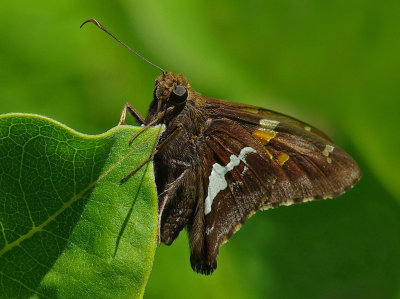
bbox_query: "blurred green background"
[1,1,399,298]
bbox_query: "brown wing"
[203,97,332,140]
[189,99,361,274]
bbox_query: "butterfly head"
[147,72,191,121]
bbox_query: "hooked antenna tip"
[80,18,101,29]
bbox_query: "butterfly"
[82,19,361,275]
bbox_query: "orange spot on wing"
[252,129,276,145]
[241,107,259,114]
[277,152,289,166]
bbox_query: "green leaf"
[0,113,162,298]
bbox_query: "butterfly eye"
[170,85,188,104]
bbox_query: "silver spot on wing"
[204,147,257,215]
[322,144,335,164]
[259,119,280,130]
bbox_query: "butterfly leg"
[128,106,175,144]
[120,124,183,183]
[118,102,146,126]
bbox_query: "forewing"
[203,97,331,140]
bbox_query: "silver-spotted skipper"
[81,19,361,275]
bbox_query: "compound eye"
[170,85,188,104]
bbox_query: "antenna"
[80,19,166,74]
